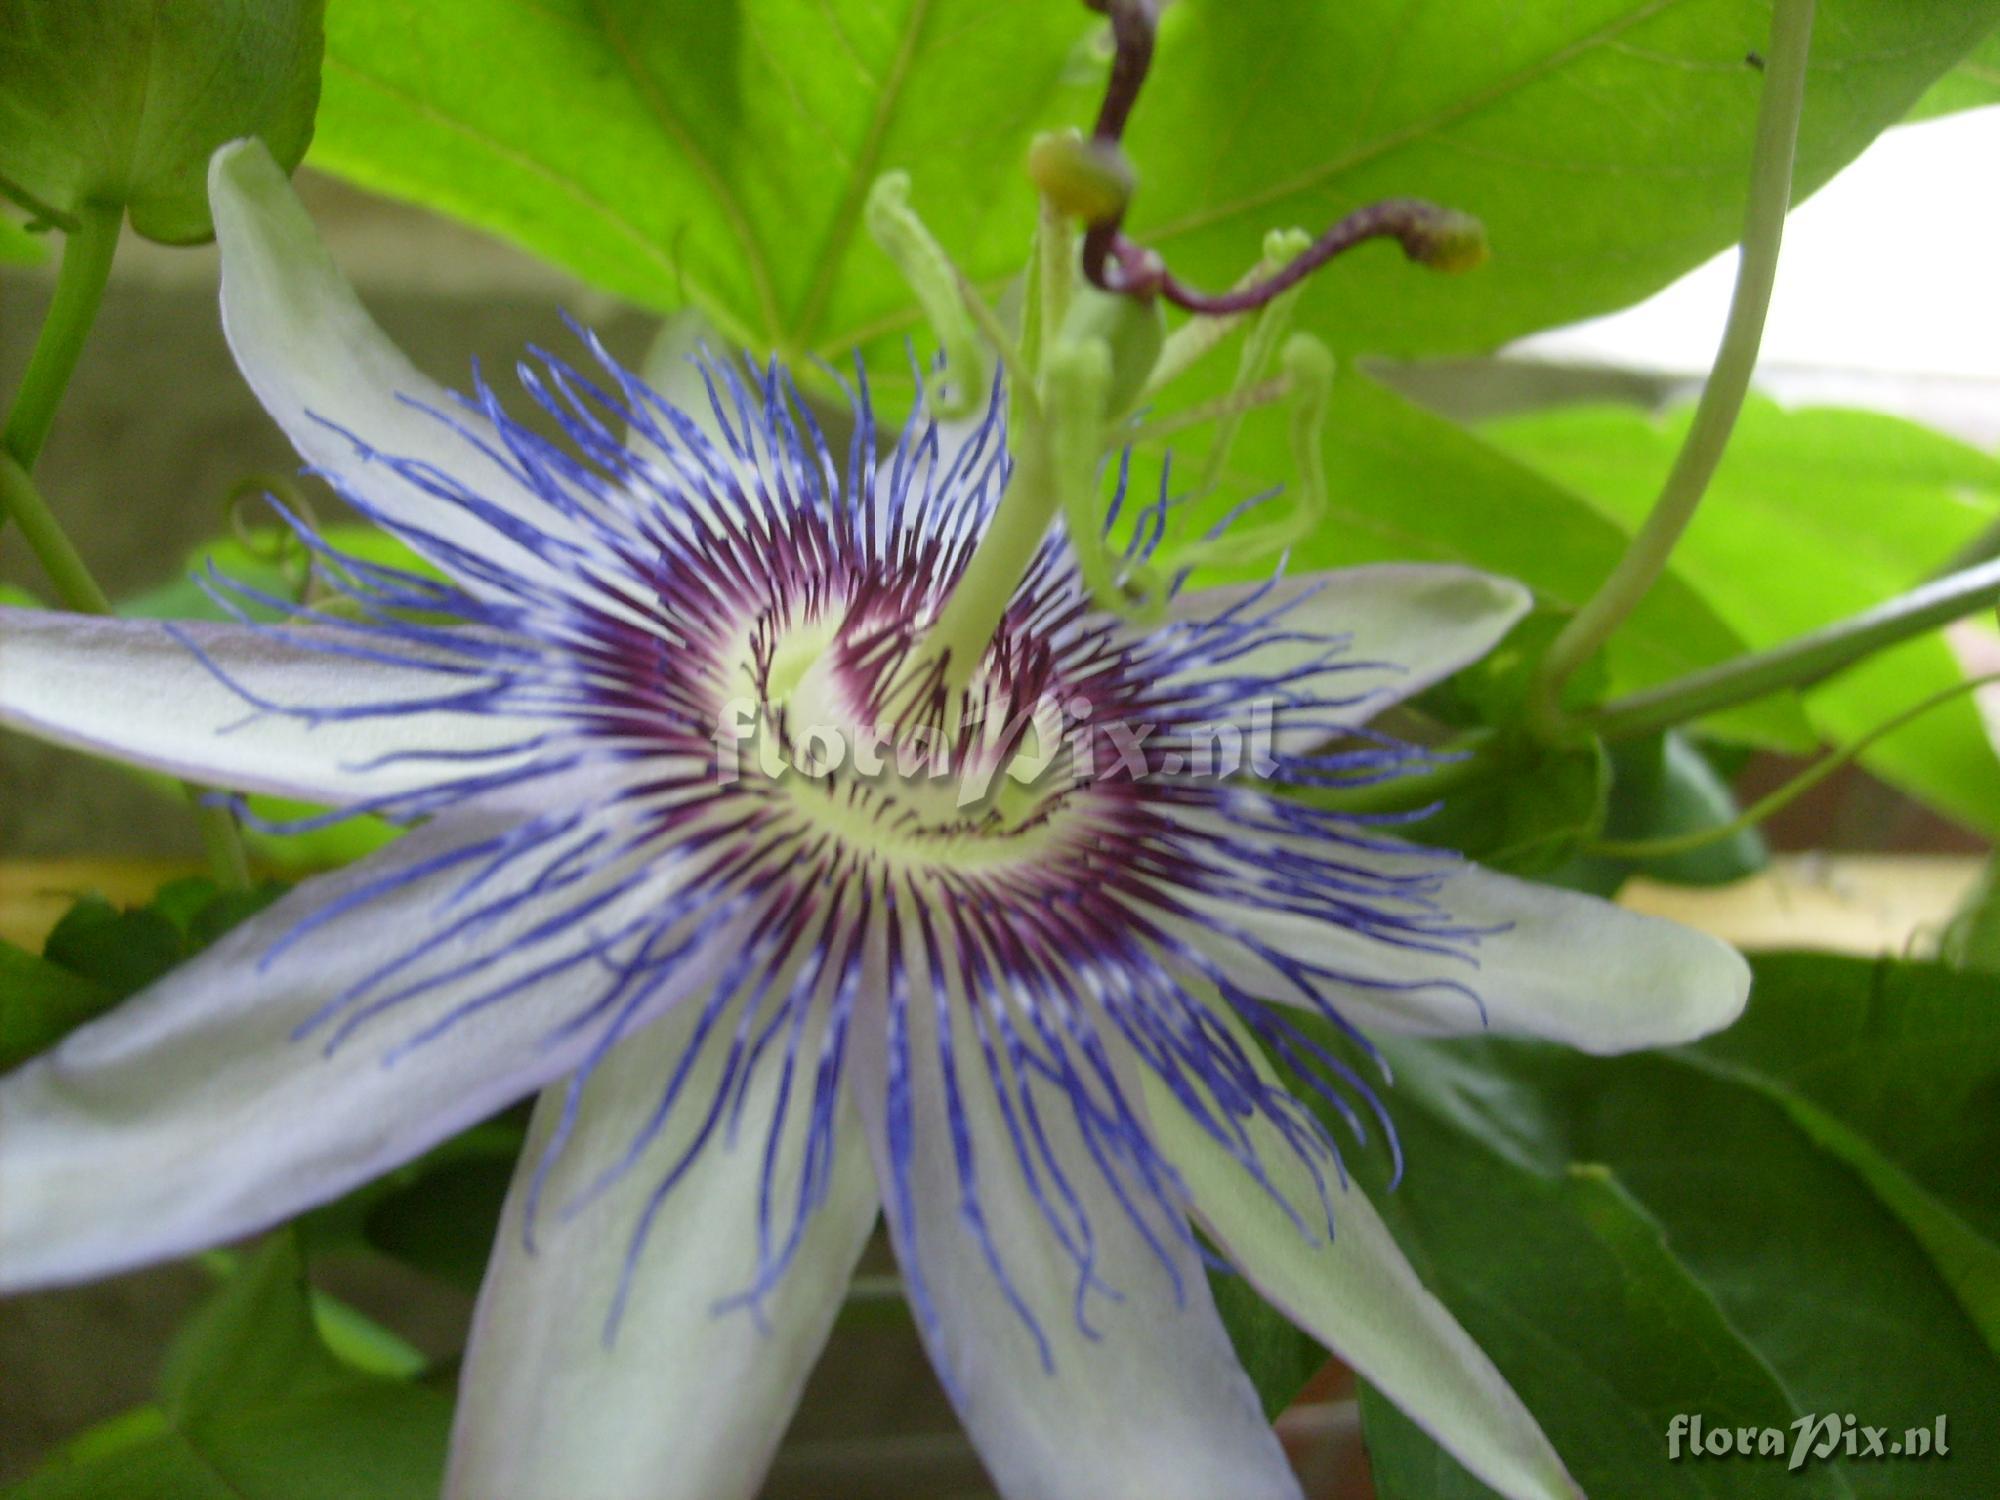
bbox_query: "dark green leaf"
[1485,400,2000,833]
[1360,1161,1835,1500]
[0,0,324,242]
[1580,732,1769,888]
[159,1238,352,1419]
[300,1116,526,1284]
[183,883,288,950]
[1348,950,2000,1496]
[361,1152,518,1291]
[1696,952,2000,1338]
[42,878,289,999]
[147,875,232,937]
[40,896,185,999]
[1210,1265,1325,1419]
[1401,735,1609,876]
[8,879,291,1066]
[1128,1,2000,360]
[0,939,114,1068]
[8,1237,450,1500]
[5,1438,240,1500]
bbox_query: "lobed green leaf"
[310,0,1097,354]
[305,0,2000,375]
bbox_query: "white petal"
[1173,807,1750,1053]
[0,606,548,805]
[0,811,743,1291]
[1142,1013,1581,1500]
[845,915,1301,1500]
[210,140,586,586]
[1157,566,1532,753]
[447,990,878,1500]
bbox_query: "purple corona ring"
[0,142,1749,1500]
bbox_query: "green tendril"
[1050,336,1139,615]
[1168,332,1334,577]
[865,172,992,417]
[1590,671,2000,862]
[1528,0,1816,738]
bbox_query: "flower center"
[723,598,1103,882]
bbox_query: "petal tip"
[207,134,278,203]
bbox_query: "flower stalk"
[1590,671,2000,860]
[4,201,120,474]
[915,394,1063,692]
[1586,552,2000,743]
[1529,0,1817,737]
[0,451,112,615]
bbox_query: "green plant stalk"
[4,202,120,472]
[197,795,254,888]
[1932,511,2000,579]
[1031,196,1073,381]
[835,1273,913,1332]
[1125,375,1290,449]
[0,453,250,887]
[915,394,1059,693]
[1587,552,2000,742]
[1591,671,2000,860]
[0,450,111,613]
[1529,0,1815,736]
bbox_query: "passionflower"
[0,141,1748,1500]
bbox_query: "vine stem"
[4,201,120,472]
[0,450,112,613]
[197,796,254,890]
[911,387,1058,694]
[1586,552,2000,743]
[1529,0,1816,737]
[1591,671,2000,860]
